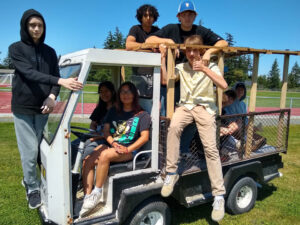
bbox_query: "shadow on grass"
[169,198,220,225]
[257,183,277,202]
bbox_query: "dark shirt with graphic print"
[103,107,151,146]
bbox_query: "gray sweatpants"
[14,113,48,193]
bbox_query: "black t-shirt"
[104,107,151,146]
[89,106,105,124]
[128,25,160,43]
[151,24,223,64]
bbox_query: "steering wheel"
[70,126,99,142]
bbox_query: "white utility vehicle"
[38,47,293,225]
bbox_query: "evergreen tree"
[257,75,268,89]
[225,32,235,46]
[103,27,125,49]
[267,59,280,89]
[224,33,251,86]
[288,62,300,88]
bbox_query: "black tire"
[226,177,257,215]
[125,197,171,225]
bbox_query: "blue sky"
[0,0,299,76]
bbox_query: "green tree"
[267,59,280,89]
[103,27,125,49]
[224,33,251,86]
[225,32,235,47]
[257,75,268,89]
[288,62,300,89]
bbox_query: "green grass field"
[0,123,299,225]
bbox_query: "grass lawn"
[0,123,300,225]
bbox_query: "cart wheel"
[226,177,257,215]
[126,197,171,225]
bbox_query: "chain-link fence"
[158,109,290,175]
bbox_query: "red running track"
[1,91,300,115]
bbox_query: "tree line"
[1,28,299,89]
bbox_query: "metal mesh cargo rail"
[158,109,290,174]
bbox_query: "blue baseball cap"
[177,0,196,15]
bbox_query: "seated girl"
[81,81,116,159]
[79,82,151,217]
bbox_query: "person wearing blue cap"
[146,0,228,64]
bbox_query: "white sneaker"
[211,198,225,222]
[161,174,179,197]
[80,191,102,217]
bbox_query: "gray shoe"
[27,190,42,209]
[211,198,225,222]
[161,174,179,197]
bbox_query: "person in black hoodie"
[9,9,83,209]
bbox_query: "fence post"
[277,54,289,150]
[245,53,259,158]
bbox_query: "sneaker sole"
[80,202,103,217]
[28,202,42,209]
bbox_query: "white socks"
[92,186,102,194]
[215,195,224,201]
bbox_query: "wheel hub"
[236,185,253,209]
[140,211,164,225]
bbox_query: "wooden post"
[121,66,126,82]
[217,52,224,115]
[277,54,289,150]
[245,53,259,158]
[166,47,176,119]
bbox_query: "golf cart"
[38,46,296,224]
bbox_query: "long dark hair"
[116,81,142,114]
[96,81,116,119]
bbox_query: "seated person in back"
[222,88,266,153]
[160,35,227,222]
[126,4,160,51]
[223,82,247,116]
[220,90,242,155]
[79,82,151,217]
[220,89,241,137]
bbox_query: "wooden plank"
[121,66,125,82]
[248,53,259,112]
[245,53,259,158]
[140,44,300,56]
[166,47,176,119]
[217,52,224,115]
[280,55,290,109]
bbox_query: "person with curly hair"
[126,4,160,50]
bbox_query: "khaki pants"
[166,106,226,196]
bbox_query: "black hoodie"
[9,9,60,114]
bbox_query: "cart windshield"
[43,64,81,144]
